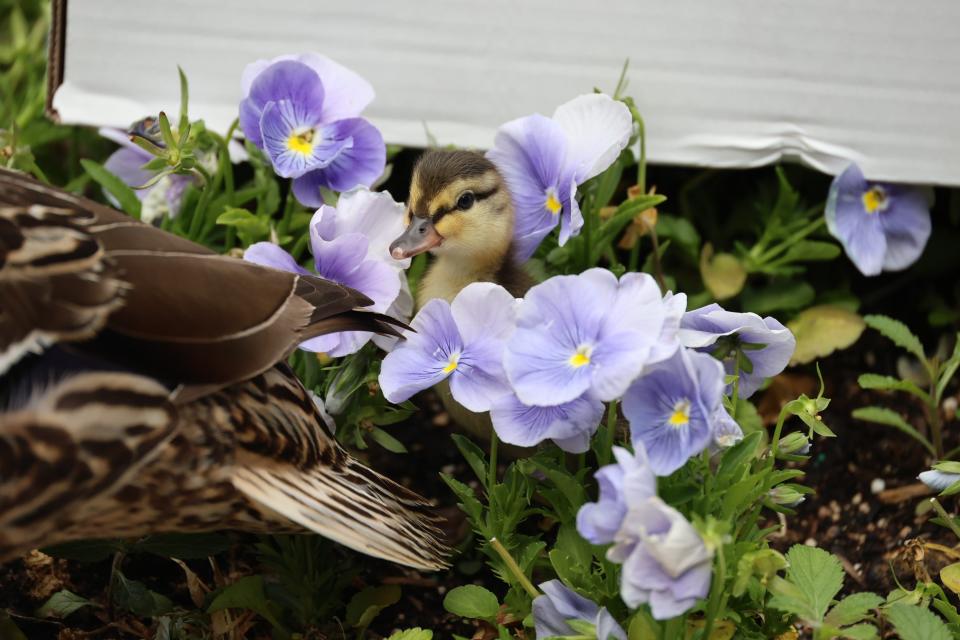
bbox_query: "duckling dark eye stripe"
[431,186,500,221]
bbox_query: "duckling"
[390,150,535,450]
[390,149,533,307]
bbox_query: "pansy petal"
[310,231,370,284]
[260,101,350,178]
[450,282,518,345]
[305,117,386,193]
[103,147,154,200]
[589,332,651,401]
[372,273,413,352]
[491,393,603,451]
[826,164,887,276]
[378,300,462,403]
[340,256,401,312]
[880,185,933,271]
[552,93,633,184]
[295,53,376,121]
[248,60,325,118]
[243,242,310,275]
[487,114,568,262]
[333,188,410,267]
[557,176,583,246]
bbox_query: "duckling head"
[390,150,514,268]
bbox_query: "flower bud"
[769,486,805,508]
[777,432,811,456]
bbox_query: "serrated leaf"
[864,315,926,361]
[387,629,433,640]
[837,622,878,639]
[788,305,865,365]
[451,433,488,485]
[851,407,935,455]
[825,592,883,626]
[857,374,930,403]
[769,545,843,623]
[936,336,960,403]
[80,159,142,219]
[885,603,952,640]
[443,585,499,620]
[700,243,746,300]
[441,474,484,524]
[36,589,97,619]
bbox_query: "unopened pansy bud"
[618,186,659,249]
[768,486,805,508]
[777,432,811,456]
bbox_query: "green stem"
[752,213,825,268]
[930,498,960,540]
[628,241,641,272]
[599,400,619,467]
[634,108,646,193]
[662,616,684,640]
[488,431,499,486]
[648,226,667,293]
[768,404,792,464]
[700,546,727,640]
[730,357,741,421]
[489,537,539,599]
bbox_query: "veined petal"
[333,188,409,268]
[295,53,376,121]
[372,272,414,352]
[552,93,633,184]
[103,147,154,200]
[260,101,349,178]
[487,113,567,262]
[291,119,385,203]
[880,185,933,271]
[340,257,401,313]
[490,392,604,451]
[241,60,326,148]
[311,231,370,284]
[450,282,519,345]
[557,175,583,246]
[826,164,887,276]
[378,300,463,403]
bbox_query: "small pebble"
[852,492,863,505]
[441,464,456,475]
[432,412,451,428]
[865,351,877,367]
[858,502,870,514]
[870,478,886,494]
[877,518,887,529]
[805,538,818,547]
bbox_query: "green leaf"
[885,604,952,640]
[627,610,660,640]
[732,549,787,597]
[451,433,488,485]
[940,562,960,595]
[864,314,926,361]
[700,243,747,300]
[788,305,865,365]
[443,585,499,620]
[208,575,284,630]
[387,629,433,640]
[768,545,844,623]
[113,572,174,618]
[36,589,97,619]
[741,281,815,314]
[441,474,484,524]
[368,426,408,453]
[836,623,878,639]
[135,532,231,559]
[346,585,402,629]
[935,335,960,403]
[80,159,142,218]
[857,374,930,403]
[852,407,935,455]
[0,612,26,640]
[779,240,842,263]
[825,592,883,627]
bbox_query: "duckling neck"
[417,248,509,307]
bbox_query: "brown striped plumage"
[0,169,448,570]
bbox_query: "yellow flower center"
[442,354,459,374]
[545,192,562,215]
[569,345,592,368]
[668,400,691,427]
[286,129,315,155]
[861,187,886,214]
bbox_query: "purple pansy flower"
[244,189,408,357]
[577,446,656,545]
[533,580,627,640]
[239,53,385,207]
[489,392,604,454]
[379,282,517,412]
[487,94,633,261]
[99,128,195,223]
[609,496,713,619]
[577,444,713,619]
[826,163,933,277]
[679,304,796,398]
[623,348,726,476]
[504,269,667,407]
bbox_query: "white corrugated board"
[52,0,960,186]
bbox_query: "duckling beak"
[389,217,443,260]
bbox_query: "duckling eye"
[456,191,475,211]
